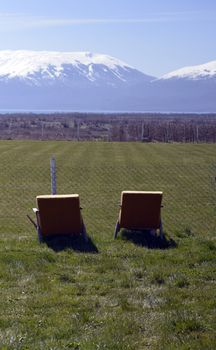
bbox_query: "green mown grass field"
[0,141,216,349]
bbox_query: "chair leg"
[27,214,44,243]
[37,227,44,243]
[82,222,88,242]
[35,214,44,243]
[150,229,156,237]
[26,214,37,229]
[159,220,164,239]
[114,220,120,239]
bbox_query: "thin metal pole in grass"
[50,156,57,194]
[141,122,144,141]
[77,119,80,141]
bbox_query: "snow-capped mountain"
[151,60,216,112]
[0,50,153,87]
[159,60,216,81]
[0,50,156,111]
[0,50,215,112]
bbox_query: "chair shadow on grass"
[121,229,177,249]
[43,234,99,253]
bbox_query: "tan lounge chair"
[31,194,88,242]
[114,191,164,239]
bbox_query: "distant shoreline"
[0,110,216,117]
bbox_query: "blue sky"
[0,0,216,77]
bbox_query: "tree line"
[0,113,216,142]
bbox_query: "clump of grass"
[133,268,144,280]
[175,277,190,288]
[204,240,216,251]
[119,297,134,312]
[65,341,81,350]
[38,251,57,264]
[170,313,206,335]
[160,310,209,349]
[59,274,75,284]
[185,227,194,237]
[151,272,166,285]
[119,274,135,289]
[169,273,190,288]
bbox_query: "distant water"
[0,109,146,115]
[0,109,212,115]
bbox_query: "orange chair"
[32,194,87,242]
[114,191,163,239]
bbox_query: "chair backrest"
[119,191,163,230]
[37,194,82,236]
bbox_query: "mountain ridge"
[0,50,154,86]
[0,50,215,112]
[158,60,216,81]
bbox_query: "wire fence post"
[50,156,57,195]
[141,122,144,141]
[77,119,80,141]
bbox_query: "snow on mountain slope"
[159,60,216,80]
[0,50,153,86]
[0,51,215,112]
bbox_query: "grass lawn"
[0,141,216,349]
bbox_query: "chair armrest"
[32,208,41,230]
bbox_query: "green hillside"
[0,141,216,349]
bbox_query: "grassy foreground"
[0,141,216,349]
